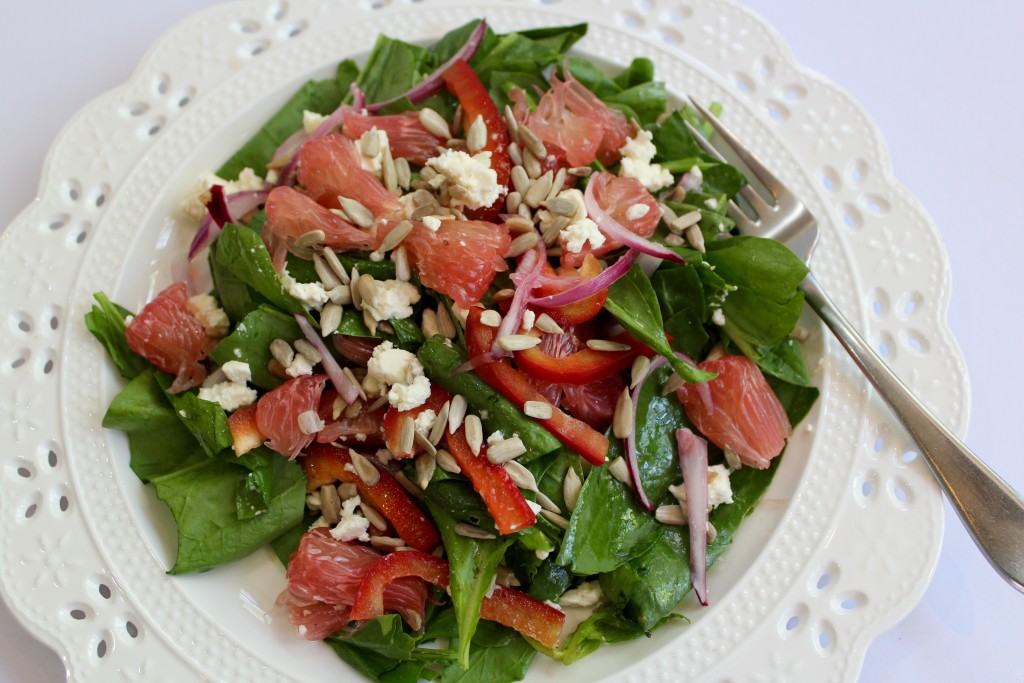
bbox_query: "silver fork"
[686,99,1024,592]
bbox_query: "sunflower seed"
[421,308,440,338]
[563,467,582,513]
[547,168,567,202]
[448,184,472,204]
[320,485,342,525]
[789,325,810,342]
[568,166,592,177]
[394,157,412,190]
[724,447,742,470]
[448,394,467,433]
[418,107,451,139]
[415,452,437,489]
[349,450,381,486]
[270,338,295,367]
[545,196,576,217]
[706,522,718,542]
[518,203,533,219]
[399,416,415,455]
[523,400,552,419]
[524,171,553,208]
[330,206,352,222]
[626,203,651,221]
[293,339,321,364]
[436,448,461,474]
[379,220,413,253]
[535,490,560,514]
[498,334,541,351]
[486,436,526,464]
[356,274,376,312]
[608,457,633,485]
[613,388,634,439]
[508,141,523,166]
[368,394,388,412]
[344,367,369,402]
[534,313,564,335]
[509,165,530,196]
[339,196,375,229]
[452,105,463,135]
[630,355,651,389]
[539,509,569,530]
[338,482,358,500]
[672,210,702,231]
[660,372,685,396]
[361,501,388,531]
[706,343,725,361]
[492,288,515,302]
[320,303,343,336]
[312,253,341,289]
[370,536,406,551]
[667,185,687,202]
[428,401,450,446]
[394,471,422,497]
[412,188,435,206]
[332,395,344,420]
[479,309,502,327]
[506,191,523,214]
[345,400,363,418]
[445,138,465,149]
[685,225,706,253]
[522,147,542,179]
[506,230,539,258]
[464,414,483,455]
[655,504,686,526]
[358,128,380,157]
[293,229,326,249]
[455,523,496,540]
[504,215,534,234]
[410,202,441,221]
[504,460,538,491]
[503,104,519,142]
[436,306,457,339]
[321,247,350,285]
[467,115,487,153]
[496,565,521,587]
[665,233,685,246]
[518,124,547,159]
[586,339,632,352]
[414,431,437,457]
[382,145,398,192]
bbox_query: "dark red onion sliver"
[677,427,709,606]
[206,184,232,227]
[294,314,361,405]
[583,175,685,264]
[529,250,638,309]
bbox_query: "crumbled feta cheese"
[221,361,251,384]
[278,267,329,310]
[669,464,734,511]
[302,109,326,134]
[367,342,433,411]
[618,129,674,192]
[559,581,604,608]
[309,516,331,529]
[426,149,502,209]
[329,496,370,543]
[180,167,266,222]
[681,165,704,192]
[413,409,437,436]
[560,217,605,254]
[361,279,421,322]
[388,375,432,411]
[305,491,322,511]
[487,431,505,446]
[422,215,442,232]
[197,380,258,412]
[704,197,719,209]
[711,308,726,326]
[359,128,390,177]
[284,352,315,378]
[187,294,230,337]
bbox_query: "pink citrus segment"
[375,219,511,308]
[561,172,659,267]
[124,282,211,393]
[264,185,373,255]
[676,355,791,469]
[255,374,327,458]
[297,134,404,221]
[342,109,445,166]
[275,591,352,641]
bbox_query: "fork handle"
[802,273,1024,592]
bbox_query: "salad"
[85,19,818,682]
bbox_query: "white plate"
[0,0,968,681]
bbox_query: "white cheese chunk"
[187,294,230,337]
[367,341,432,411]
[558,581,604,608]
[329,496,371,543]
[361,279,421,322]
[180,167,266,222]
[197,380,258,412]
[302,109,326,135]
[560,217,605,254]
[426,149,502,210]
[220,361,252,384]
[618,129,674,192]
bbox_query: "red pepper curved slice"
[444,425,537,535]
[350,550,565,648]
[382,385,453,458]
[514,327,654,385]
[442,60,511,222]
[467,308,610,465]
[301,443,441,553]
[532,254,608,326]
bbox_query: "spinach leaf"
[601,457,781,628]
[336,253,398,281]
[158,374,233,458]
[208,237,267,324]
[155,453,305,574]
[358,35,430,105]
[526,559,571,602]
[424,501,513,667]
[418,336,561,458]
[270,511,316,566]
[604,264,714,383]
[566,57,666,126]
[632,365,691,502]
[614,57,655,89]
[214,223,305,315]
[440,631,535,683]
[210,305,303,389]
[543,604,683,665]
[766,376,820,426]
[754,337,811,385]
[326,615,454,683]
[234,447,279,519]
[85,292,149,379]
[651,260,709,358]
[217,60,359,180]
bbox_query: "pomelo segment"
[124,282,211,393]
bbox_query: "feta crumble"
[302,109,326,134]
[361,279,421,322]
[359,128,390,177]
[329,495,371,543]
[521,310,536,332]
[388,376,432,411]
[221,360,252,384]
[669,464,734,511]
[367,341,432,411]
[618,129,674,192]
[711,308,726,326]
[558,581,604,608]
[426,149,502,209]
[278,267,329,311]
[681,165,704,192]
[413,409,437,436]
[187,294,230,337]
[560,217,605,254]
[422,215,442,232]
[197,361,258,412]
[284,352,315,378]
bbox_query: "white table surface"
[1,1,1021,681]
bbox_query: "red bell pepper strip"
[382,385,453,458]
[466,307,610,465]
[444,424,537,535]
[350,550,565,648]
[514,327,655,385]
[442,60,511,222]
[531,254,608,326]
[301,443,441,553]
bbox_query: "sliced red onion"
[625,355,668,511]
[491,241,544,357]
[276,105,349,186]
[333,335,381,367]
[529,250,637,309]
[584,175,686,264]
[350,82,366,112]
[294,314,361,405]
[677,427,709,606]
[452,349,504,375]
[188,188,270,260]
[270,127,309,167]
[365,19,487,113]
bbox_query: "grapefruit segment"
[255,374,327,458]
[264,186,373,254]
[124,282,211,393]
[561,173,659,267]
[297,134,404,220]
[342,109,444,166]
